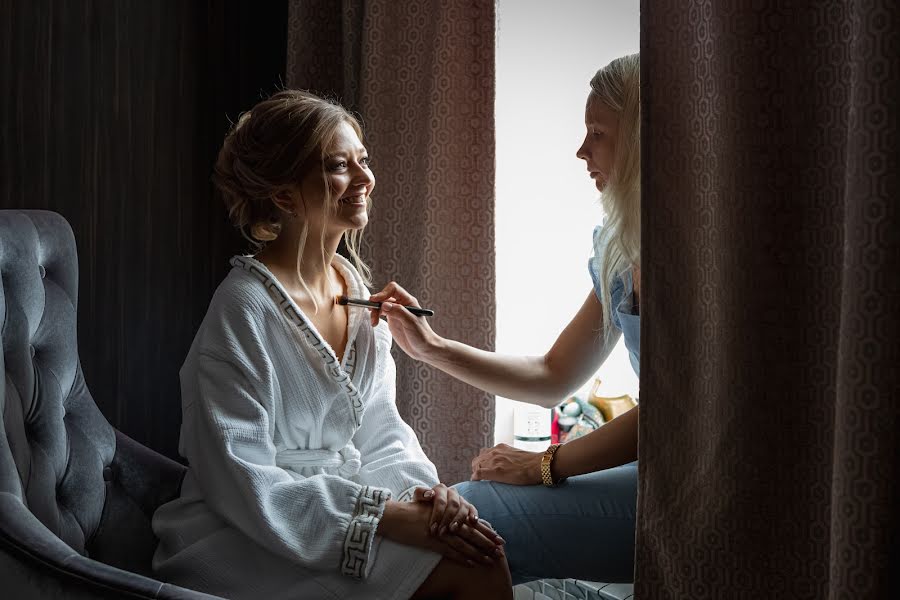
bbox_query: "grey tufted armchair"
[0,210,219,599]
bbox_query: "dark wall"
[1,0,288,460]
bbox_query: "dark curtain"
[286,0,496,483]
[0,0,288,460]
[638,1,899,598]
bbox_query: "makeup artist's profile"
[370,53,642,585]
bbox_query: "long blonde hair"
[212,90,373,306]
[589,53,641,339]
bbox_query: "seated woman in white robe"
[151,90,511,600]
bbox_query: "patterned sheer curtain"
[286,0,496,483]
[638,1,899,597]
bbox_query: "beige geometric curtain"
[286,0,496,483]
[638,1,899,597]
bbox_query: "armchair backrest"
[0,210,185,576]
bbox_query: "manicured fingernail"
[497,536,506,545]
[450,522,458,532]
[424,490,434,499]
[430,523,437,534]
[494,548,504,557]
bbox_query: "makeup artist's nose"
[576,136,590,161]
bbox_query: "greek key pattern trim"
[231,256,365,426]
[341,486,389,580]
[397,486,418,502]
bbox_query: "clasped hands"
[394,447,543,568]
[388,483,504,568]
[384,448,545,571]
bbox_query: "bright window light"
[494,0,640,444]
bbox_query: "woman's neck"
[256,226,343,299]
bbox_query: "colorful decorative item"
[554,395,605,443]
[588,378,636,422]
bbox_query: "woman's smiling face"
[297,120,375,234]
[576,92,619,192]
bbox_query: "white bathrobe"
[152,255,442,600]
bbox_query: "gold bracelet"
[540,443,564,487]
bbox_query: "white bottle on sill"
[512,404,552,452]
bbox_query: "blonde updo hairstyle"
[590,53,641,340]
[213,89,372,286]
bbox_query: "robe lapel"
[230,255,366,428]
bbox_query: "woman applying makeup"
[369,54,641,584]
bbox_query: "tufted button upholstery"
[0,210,193,595]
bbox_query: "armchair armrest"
[0,493,220,599]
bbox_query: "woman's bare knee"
[412,556,512,600]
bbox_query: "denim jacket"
[588,226,640,377]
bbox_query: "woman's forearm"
[553,405,639,478]
[423,336,570,407]
[375,288,615,407]
[419,291,620,407]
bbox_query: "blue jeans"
[454,461,637,584]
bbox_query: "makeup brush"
[336,295,434,317]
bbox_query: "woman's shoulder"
[192,258,278,345]
[588,227,631,300]
[208,258,274,313]
[588,225,614,284]
[178,260,287,385]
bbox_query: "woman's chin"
[341,213,369,231]
[590,174,608,192]
[333,201,369,230]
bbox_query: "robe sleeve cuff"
[341,485,391,580]
[397,484,424,502]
